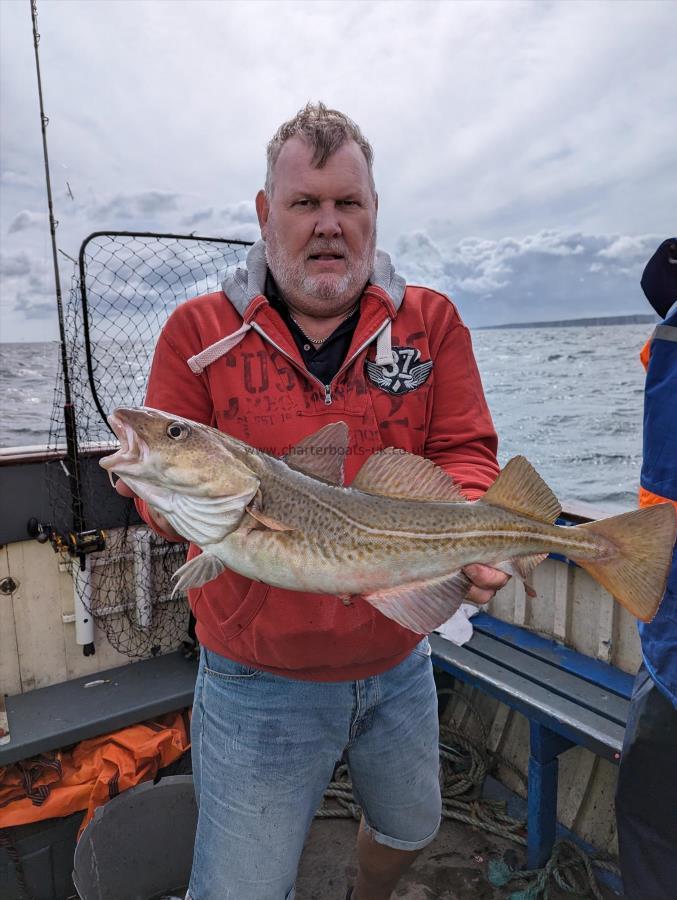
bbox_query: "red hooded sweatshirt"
[137,243,498,681]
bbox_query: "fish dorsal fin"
[351,448,466,502]
[482,457,561,523]
[284,421,348,485]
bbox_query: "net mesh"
[47,232,252,658]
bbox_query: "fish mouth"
[100,412,148,474]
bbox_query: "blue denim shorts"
[186,639,441,900]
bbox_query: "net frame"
[78,231,253,432]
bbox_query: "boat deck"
[296,817,621,899]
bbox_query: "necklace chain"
[289,304,358,346]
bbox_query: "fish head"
[100,407,259,511]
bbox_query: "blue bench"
[430,611,634,869]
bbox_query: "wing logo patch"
[365,346,433,395]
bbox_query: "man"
[117,103,507,900]
[615,238,677,900]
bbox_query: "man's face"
[256,136,378,317]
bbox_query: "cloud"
[178,202,258,239]
[0,250,55,324]
[77,193,258,240]
[21,299,56,320]
[1,170,34,188]
[13,275,55,320]
[8,210,49,233]
[395,229,662,326]
[181,208,214,227]
[0,251,31,277]
[221,201,257,225]
[203,201,260,242]
[1,0,675,340]
[598,236,651,261]
[90,191,182,221]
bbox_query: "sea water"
[472,324,649,511]
[0,323,651,511]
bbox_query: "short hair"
[265,101,375,196]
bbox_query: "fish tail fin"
[574,504,676,622]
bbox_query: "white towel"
[433,603,480,646]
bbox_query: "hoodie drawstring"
[375,320,394,366]
[187,315,394,375]
[187,322,252,374]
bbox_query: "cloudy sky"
[1,0,675,341]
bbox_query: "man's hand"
[462,563,510,605]
[114,478,185,542]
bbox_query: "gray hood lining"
[222,239,406,317]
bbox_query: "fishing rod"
[29,0,99,654]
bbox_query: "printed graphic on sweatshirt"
[365,346,433,396]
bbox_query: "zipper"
[250,317,390,407]
[331,320,390,384]
[249,322,329,399]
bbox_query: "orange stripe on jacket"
[638,485,677,512]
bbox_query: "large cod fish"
[100,407,677,633]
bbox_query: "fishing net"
[46,232,252,658]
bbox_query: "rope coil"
[317,687,619,898]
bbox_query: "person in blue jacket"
[615,238,677,900]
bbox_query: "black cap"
[640,238,677,319]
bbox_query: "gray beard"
[264,230,376,316]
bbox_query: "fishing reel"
[67,528,107,557]
[27,519,105,658]
[27,518,106,558]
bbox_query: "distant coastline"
[477,313,659,330]
[0,313,661,344]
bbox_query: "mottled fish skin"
[100,407,677,631]
[219,451,599,596]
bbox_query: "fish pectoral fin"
[352,448,465,501]
[245,505,294,532]
[495,554,548,598]
[481,457,561,523]
[284,421,349,485]
[364,572,472,634]
[171,552,226,595]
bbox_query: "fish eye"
[166,421,190,441]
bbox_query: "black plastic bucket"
[72,775,197,900]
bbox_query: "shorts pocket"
[219,581,270,641]
[412,637,432,658]
[203,647,263,680]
